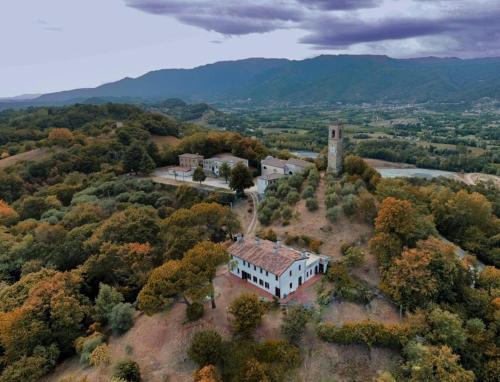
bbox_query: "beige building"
[203,153,248,176]
[179,153,204,169]
[261,156,287,176]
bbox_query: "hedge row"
[316,321,415,349]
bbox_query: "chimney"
[255,238,260,246]
[274,240,281,254]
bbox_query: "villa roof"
[262,156,286,168]
[286,158,312,168]
[179,153,204,159]
[229,239,304,276]
[210,153,247,162]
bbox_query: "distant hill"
[3,55,500,108]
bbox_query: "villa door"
[298,277,302,286]
[275,287,281,298]
[241,271,249,281]
[319,263,324,273]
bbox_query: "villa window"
[289,282,292,289]
[289,270,292,276]
[275,275,278,281]
[260,268,262,274]
[265,282,269,289]
[299,265,301,271]
[259,279,263,286]
[253,276,257,282]
[266,271,268,276]
[254,265,256,271]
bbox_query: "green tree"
[94,283,124,324]
[241,359,269,382]
[404,343,474,382]
[281,305,310,344]
[427,307,466,350]
[228,293,265,337]
[219,162,231,183]
[123,143,155,174]
[108,303,135,335]
[192,166,206,184]
[188,330,224,367]
[229,162,254,197]
[113,359,141,382]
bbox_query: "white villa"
[203,153,248,176]
[177,152,249,177]
[257,155,313,195]
[228,237,329,299]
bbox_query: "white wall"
[278,259,307,298]
[230,255,281,296]
[230,252,322,299]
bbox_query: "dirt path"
[246,191,259,237]
[0,148,48,169]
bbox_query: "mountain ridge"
[4,55,500,108]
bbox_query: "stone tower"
[328,123,343,175]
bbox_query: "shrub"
[340,183,356,196]
[281,206,293,220]
[257,206,272,225]
[113,359,141,382]
[76,333,106,365]
[186,302,204,321]
[344,247,365,268]
[281,306,311,344]
[188,330,224,366]
[306,198,318,211]
[271,209,281,222]
[109,303,135,335]
[0,356,48,382]
[89,344,111,368]
[342,195,357,216]
[301,186,315,199]
[257,228,277,242]
[326,206,342,222]
[228,293,265,337]
[286,191,300,205]
[317,321,409,349]
[94,283,124,324]
[324,192,338,209]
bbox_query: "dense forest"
[0,103,498,381]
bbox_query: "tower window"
[331,130,336,138]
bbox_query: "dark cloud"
[124,0,500,56]
[297,0,380,10]
[300,18,448,47]
[126,1,303,34]
[301,8,500,56]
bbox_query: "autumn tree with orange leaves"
[138,241,228,314]
[0,199,19,226]
[381,248,438,310]
[194,365,221,382]
[48,128,74,146]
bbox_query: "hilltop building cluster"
[170,152,249,178]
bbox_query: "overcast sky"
[1,0,499,97]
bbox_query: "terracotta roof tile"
[229,239,303,276]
